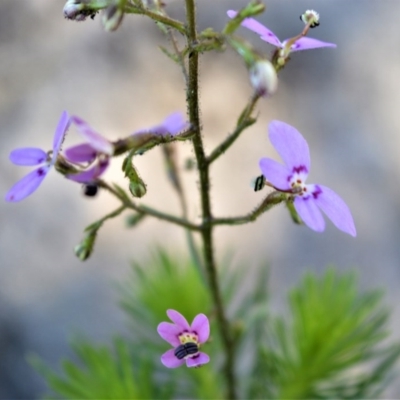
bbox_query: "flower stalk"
[185,0,236,398]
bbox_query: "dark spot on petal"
[37,168,45,176]
[293,165,308,174]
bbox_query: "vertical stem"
[185,1,236,399]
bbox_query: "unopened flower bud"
[74,229,97,261]
[300,10,320,28]
[249,60,278,97]
[102,4,124,32]
[63,0,85,20]
[129,179,147,198]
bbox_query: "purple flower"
[64,116,113,183]
[259,121,356,236]
[5,111,70,202]
[227,10,336,52]
[157,309,210,368]
[133,112,189,137]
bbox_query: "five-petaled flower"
[227,10,336,53]
[259,121,356,236]
[64,115,114,183]
[5,111,70,202]
[157,309,210,368]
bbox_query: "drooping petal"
[259,158,291,190]
[313,184,356,237]
[5,166,50,202]
[227,10,282,47]
[52,111,71,157]
[288,37,337,52]
[9,148,47,166]
[160,112,189,136]
[186,352,210,368]
[67,159,109,183]
[190,314,210,344]
[71,116,113,155]
[294,196,325,232]
[157,322,181,347]
[268,121,310,173]
[64,143,98,163]
[160,349,185,368]
[167,309,190,331]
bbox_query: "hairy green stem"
[185,1,236,398]
[97,180,201,231]
[208,94,260,164]
[125,4,185,33]
[212,192,287,226]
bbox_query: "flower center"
[179,332,199,345]
[175,332,200,360]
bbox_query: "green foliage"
[29,338,171,399]
[251,268,400,399]
[119,249,212,341]
[31,253,400,400]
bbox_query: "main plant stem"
[185,1,236,399]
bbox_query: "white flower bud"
[300,10,320,28]
[63,0,85,19]
[249,60,278,97]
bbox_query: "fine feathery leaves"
[29,338,171,400]
[261,268,400,399]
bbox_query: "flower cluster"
[157,310,210,368]
[5,111,189,201]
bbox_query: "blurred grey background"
[1,0,400,398]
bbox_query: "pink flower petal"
[160,349,185,368]
[161,112,189,136]
[268,121,310,173]
[167,309,190,331]
[313,185,356,237]
[190,314,210,344]
[289,37,337,52]
[64,143,98,163]
[186,352,210,368]
[67,159,109,183]
[157,322,181,347]
[5,166,50,202]
[71,116,113,155]
[259,158,291,191]
[227,10,281,47]
[53,111,71,157]
[9,148,47,166]
[294,196,325,232]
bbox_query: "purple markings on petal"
[314,185,357,236]
[289,37,337,52]
[52,111,71,157]
[227,10,281,47]
[65,143,98,163]
[9,148,47,166]
[5,166,50,202]
[71,116,113,155]
[161,349,185,368]
[268,121,310,173]
[186,352,210,368]
[191,314,210,344]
